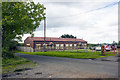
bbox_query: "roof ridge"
[28,36,33,41]
[27,37,87,42]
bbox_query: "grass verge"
[2,56,35,74]
[16,50,116,59]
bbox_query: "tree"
[61,34,77,39]
[2,2,46,51]
[118,41,120,45]
[112,41,117,45]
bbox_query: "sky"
[22,0,119,44]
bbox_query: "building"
[24,37,87,51]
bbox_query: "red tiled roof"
[28,37,87,42]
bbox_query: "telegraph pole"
[44,18,46,52]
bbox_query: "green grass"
[16,49,116,59]
[2,56,35,74]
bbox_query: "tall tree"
[112,41,117,45]
[61,34,77,39]
[118,41,120,45]
[2,2,46,51]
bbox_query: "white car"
[95,46,101,51]
[104,45,111,51]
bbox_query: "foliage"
[112,41,118,45]
[87,43,98,47]
[17,43,24,46]
[2,2,46,51]
[118,41,120,45]
[2,41,19,59]
[2,57,29,67]
[2,56,35,74]
[2,50,17,59]
[61,34,77,39]
[9,41,19,50]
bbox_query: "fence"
[16,46,33,52]
[101,45,120,55]
[35,46,86,52]
[117,46,120,54]
[16,46,88,52]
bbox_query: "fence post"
[114,46,115,55]
[69,45,70,52]
[23,47,25,52]
[63,45,64,51]
[101,45,104,56]
[85,46,87,53]
[117,46,120,55]
[95,49,96,54]
[117,48,118,55]
[77,45,78,52]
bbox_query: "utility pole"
[44,18,46,52]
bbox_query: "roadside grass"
[2,56,35,74]
[16,49,116,59]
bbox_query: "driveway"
[7,53,118,78]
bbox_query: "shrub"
[2,49,16,59]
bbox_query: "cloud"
[22,1,118,44]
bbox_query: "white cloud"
[22,1,118,44]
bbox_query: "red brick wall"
[24,37,87,49]
[24,37,34,48]
[34,41,87,48]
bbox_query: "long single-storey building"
[24,37,87,51]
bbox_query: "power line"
[47,1,118,19]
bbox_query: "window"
[83,44,87,46]
[56,44,59,47]
[26,44,30,47]
[56,44,59,49]
[70,44,72,49]
[70,44,72,47]
[61,44,64,47]
[74,44,77,49]
[74,44,77,47]
[66,44,69,47]
[36,44,41,46]
[43,44,47,47]
[60,44,64,49]
[66,44,69,49]
[36,44,41,50]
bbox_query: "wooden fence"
[35,46,87,52]
[16,46,34,52]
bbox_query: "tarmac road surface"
[7,53,118,78]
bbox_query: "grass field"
[16,49,116,59]
[2,49,117,75]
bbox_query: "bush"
[17,43,24,46]
[2,49,16,59]
[9,41,19,50]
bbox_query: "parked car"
[89,47,95,50]
[111,44,117,50]
[95,46,101,51]
[104,45,111,51]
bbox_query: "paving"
[95,55,120,62]
[4,53,119,78]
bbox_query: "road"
[9,53,118,78]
